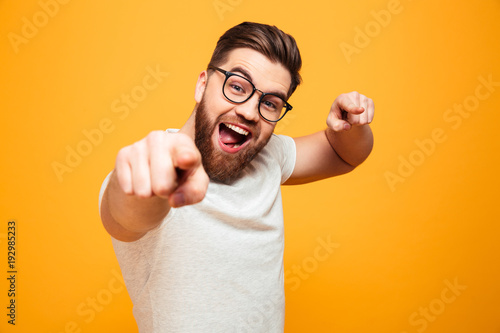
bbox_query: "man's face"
[194,48,292,183]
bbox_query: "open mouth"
[218,123,252,152]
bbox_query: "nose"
[234,91,261,123]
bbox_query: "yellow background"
[1,0,499,332]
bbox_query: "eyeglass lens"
[224,75,287,122]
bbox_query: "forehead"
[220,48,292,96]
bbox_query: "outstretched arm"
[100,131,209,242]
[285,91,374,185]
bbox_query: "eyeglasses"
[208,66,293,122]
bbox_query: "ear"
[194,70,208,103]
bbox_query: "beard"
[194,97,272,184]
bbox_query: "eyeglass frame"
[207,66,293,122]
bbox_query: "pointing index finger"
[171,134,202,172]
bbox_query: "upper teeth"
[225,123,249,136]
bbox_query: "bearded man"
[99,22,374,332]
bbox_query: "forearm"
[101,170,171,240]
[325,124,373,167]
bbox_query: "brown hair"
[207,22,302,98]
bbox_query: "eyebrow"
[230,66,253,81]
[229,66,288,101]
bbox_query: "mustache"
[215,114,259,134]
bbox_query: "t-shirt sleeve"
[272,134,296,184]
[98,171,113,214]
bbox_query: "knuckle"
[116,148,129,165]
[115,156,132,189]
[149,129,165,138]
[152,187,168,198]
[121,186,133,195]
[152,181,174,197]
[131,140,146,154]
[368,99,375,109]
[135,188,152,199]
[146,130,163,146]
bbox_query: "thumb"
[328,100,364,131]
[343,103,365,115]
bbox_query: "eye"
[262,95,285,112]
[226,76,249,96]
[262,100,277,111]
[230,83,245,94]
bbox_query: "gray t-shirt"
[99,133,296,333]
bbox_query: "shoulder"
[259,134,296,184]
[265,134,295,155]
